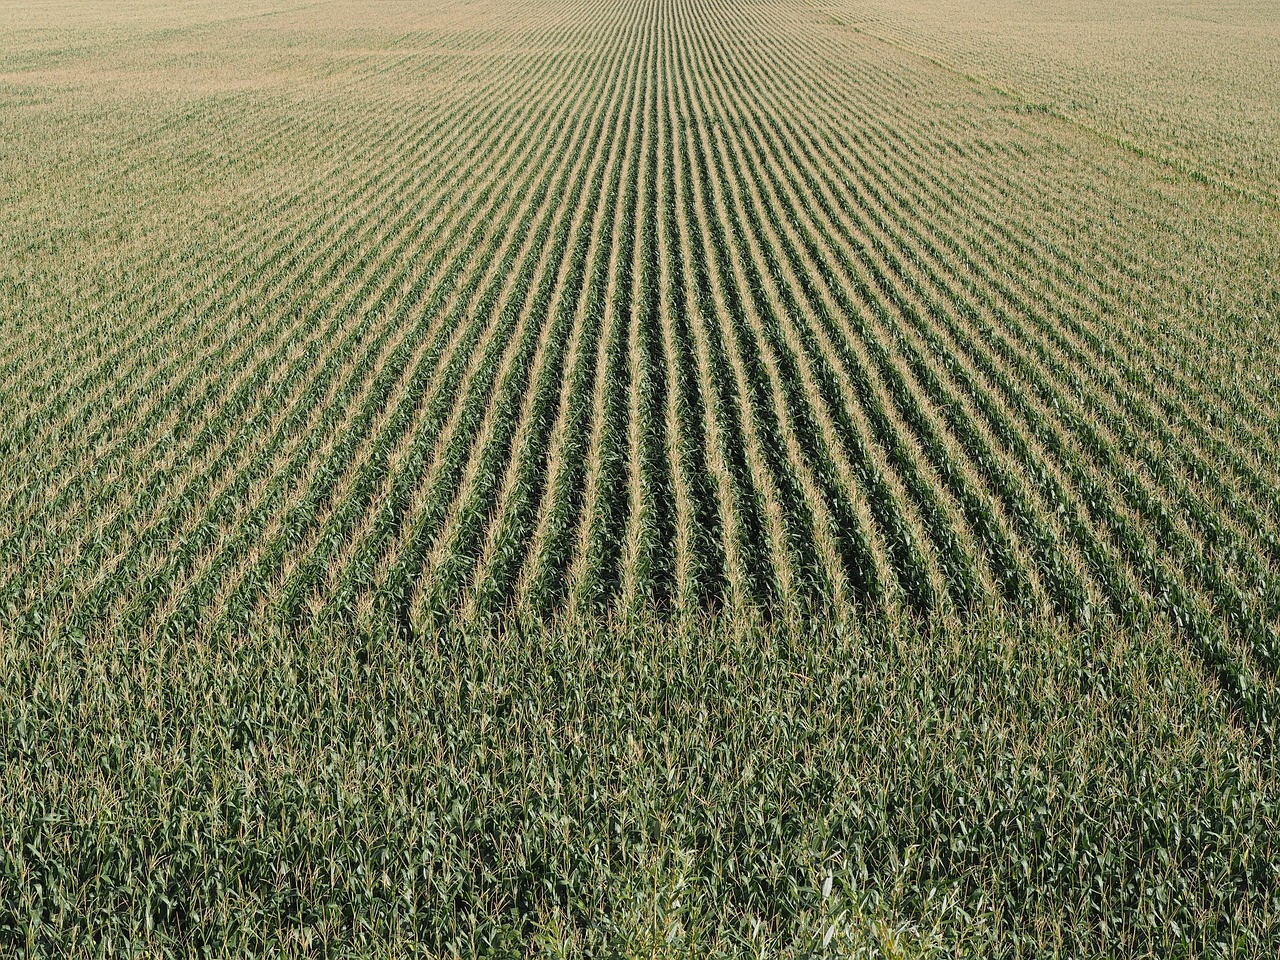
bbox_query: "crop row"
[3,0,1276,735]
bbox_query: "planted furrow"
[742,65,1104,623]
[786,22,1280,531]
[890,157,1280,645]
[243,123,620,626]
[37,86,539,636]
[0,95,482,622]
[697,115,858,614]
[724,121,1011,614]
[707,14,1066,618]
[782,66,1279,652]
[512,18,666,620]
[618,26,675,614]
[687,17,964,613]
[463,32,642,624]
[784,87,1274,721]
[0,80,443,511]
[0,84,331,415]
[652,0,725,615]
[667,59,772,612]
[408,41,635,625]
[920,161,1280,584]
[321,24,642,634]
[511,137,635,616]
[564,13,655,618]
[120,80,563,636]
[238,38,632,636]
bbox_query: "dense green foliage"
[2,0,1278,954]
[4,614,1279,956]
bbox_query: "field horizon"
[2,0,1278,954]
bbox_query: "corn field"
[2,0,1278,955]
